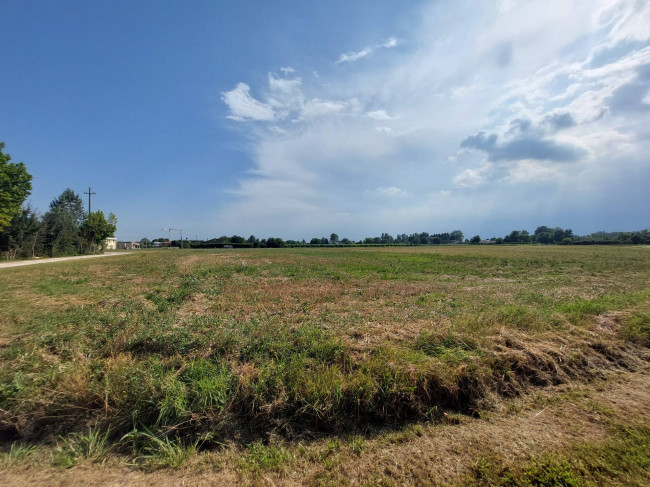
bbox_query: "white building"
[104,237,117,250]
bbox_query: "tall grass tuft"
[53,427,111,467]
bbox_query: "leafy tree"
[140,237,151,248]
[0,206,40,259]
[330,233,339,243]
[0,142,33,232]
[553,228,565,243]
[42,189,85,256]
[265,237,285,248]
[80,210,117,253]
[432,232,451,244]
[450,230,464,242]
[504,229,532,244]
[470,235,481,244]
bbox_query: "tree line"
[146,226,649,249]
[0,143,117,260]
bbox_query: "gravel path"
[0,252,132,269]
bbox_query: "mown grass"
[0,245,649,473]
[467,423,650,486]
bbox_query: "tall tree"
[42,189,85,256]
[450,230,464,242]
[0,142,33,232]
[80,210,117,253]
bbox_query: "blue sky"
[1,0,649,241]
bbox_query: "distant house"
[117,241,141,250]
[104,237,117,250]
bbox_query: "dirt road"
[0,252,131,269]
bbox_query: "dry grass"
[1,365,648,486]
[0,245,649,484]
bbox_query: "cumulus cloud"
[607,63,650,113]
[460,130,587,162]
[453,165,491,188]
[223,72,354,124]
[216,0,650,238]
[221,83,275,122]
[542,112,576,130]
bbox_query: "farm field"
[1,245,649,486]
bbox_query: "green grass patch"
[467,424,650,486]
[619,309,650,347]
[558,291,649,324]
[240,440,292,472]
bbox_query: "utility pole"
[84,187,96,215]
[179,229,183,249]
[162,227,177,247]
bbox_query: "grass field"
[1,246,649,485]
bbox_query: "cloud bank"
[217,0,650,239]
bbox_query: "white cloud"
[223,72,357,124]
[375,186,407,196]
[299,99,348,120]
[336,47,373,64]
[595,0,650,45]
[221,83,275,122]
[335,36,402,64]
[506,160,563,183]
[280,66,296,74]
[217,1,650,238]
[382,37,402,48]
[268,73,302,95]
[453,165,491,188]
[367,109,397,120]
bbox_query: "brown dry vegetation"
[0,246,649,485]
[1,365,649,486]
